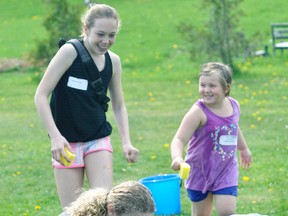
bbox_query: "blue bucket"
[140,174,181,215]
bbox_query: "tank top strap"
[227,97,240,113]
[104,52,112,73]
[195,99,208,111]
[195,98,239,119]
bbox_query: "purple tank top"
[185,97,240,193]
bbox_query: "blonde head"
[107,181,155,215]
[199,62,233,96]
[66,188,108,216]
[66,181,155,216]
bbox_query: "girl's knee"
[192,194,213,216]
[215,195,236,216]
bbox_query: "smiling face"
[84,18,118,55]
[198,62,233,107]
[199,74,228,106]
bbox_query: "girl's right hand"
[171,157,184,171]
[51,135,71,165]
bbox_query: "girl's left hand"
[240,148,252,169]
[123,144,139,163]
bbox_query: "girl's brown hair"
[81,4,121,37]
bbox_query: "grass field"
[0,0,288,215]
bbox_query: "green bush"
[29,0,84,65]
[177,0,263,74]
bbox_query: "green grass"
[1,0,288,215]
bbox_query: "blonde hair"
[199,62,233,96]
[108,181,155,215]
[81,4,121,37]
[66,181,155,216]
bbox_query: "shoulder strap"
[59,38,110,111]
[67,39,102,82]
[58,38,66,48]
[67,39,106,96]
[58,38,102,84]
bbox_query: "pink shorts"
[52,136,113,169]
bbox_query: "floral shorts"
[52,136,113,169]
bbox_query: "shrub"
[177,0,262,73]
[29,0,84,65]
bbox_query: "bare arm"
[170,105,205,170]
[237,127,252,169]
[34,44,77,162]
[108,52,139,163]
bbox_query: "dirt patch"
[0,58,32,72]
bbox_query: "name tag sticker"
[67,76,88,91]
[219,135,237,146]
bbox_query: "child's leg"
[191,193,213,216]
[84,150,113,189]
[214,194,236,216]
[54,168,85,209]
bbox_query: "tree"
[206,0,243,69]
[29,0,84,65]
[178,0,252,73]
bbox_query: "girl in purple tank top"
[170,62,252,216]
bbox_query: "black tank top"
[50,49,113,142]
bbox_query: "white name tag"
[219,135,237,146]
[67,76,88,91]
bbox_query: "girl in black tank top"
[34,4,139,213]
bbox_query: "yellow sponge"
[60,147,76,166]
[179,162,190,179]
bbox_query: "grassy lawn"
[0,0,287,215]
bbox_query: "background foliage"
[29,0,84,65]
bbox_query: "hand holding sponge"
[179,162,190,179]
[60,147,76,166]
